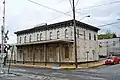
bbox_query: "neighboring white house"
[98,37,120,56]
[14,19,100,66]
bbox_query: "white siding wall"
[75,27,99,62]
[17,25,99,62]
[98,38,120,56]
[17,26,74,43]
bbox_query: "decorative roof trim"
[14,19,100,35]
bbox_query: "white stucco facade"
[15,20,99,64]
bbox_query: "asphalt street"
[0,64,120,80]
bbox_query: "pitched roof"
[14,19,100,35]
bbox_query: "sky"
[0,0,120,44]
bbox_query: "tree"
[98,31,117,40]
[112,33,117,38]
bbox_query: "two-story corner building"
[14,19,100,66]
[98,37,120,56]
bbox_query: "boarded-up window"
[65,46,69,58]
[40,47,44,61]
[19,50,22,59]
[49,47,53,58]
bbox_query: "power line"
[98,21,120,27]
[75,0,80,7]
[68,0,72,9]
[76,0,120,10]
[46,11,72,22]
[28,0,72,17]
[57,0,67,3]
[75,11,88,15]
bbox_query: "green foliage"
[113,33,117,38]
[98,31,117,40]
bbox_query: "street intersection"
[0,64,119,80]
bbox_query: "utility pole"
[0,0,6,73]
[72,0,77,68]
[1,0,5,53]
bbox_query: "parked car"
[99,55,107,58]
[104,56,120,65]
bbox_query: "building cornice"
[14,19,100,35]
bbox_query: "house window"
[29,35,32,42]
[89,33,91,40]
[94,34,96,41]
[77,29,79,38]
[40,33,42,41]
[106,41,108,47]
[65,29,68,38]
[19,37,21,43]
[50,32,52,40]
[113,41,116,46]
[84,31,85,39]
[24,36,26,43]
[71,31,73,36]
[65,46,69,58]
[37,34,39,41]
[57,30,60,39]
[19,50,22,59]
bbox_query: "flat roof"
[15,19,100,35]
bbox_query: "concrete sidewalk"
[11,60,104,70]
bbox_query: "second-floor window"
[57,31,60,39]
[65,29,68,38]
[77,29,79,38]
[40,33,42,41]
[29,35,32,42]
[71,31,73,36]
[113,41,116,46]
[94,34,96,41]
[106,41,108,47]
[24,36,26,43]
[50,32,52,40]
[89,33,91,40]
[84,31,85,39]
[37,34,39,41]
[19,37,21,43]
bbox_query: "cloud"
[0,0,120,43]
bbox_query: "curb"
[87,64,104,68]
[11,64,52,69]
[11,63,104,70]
